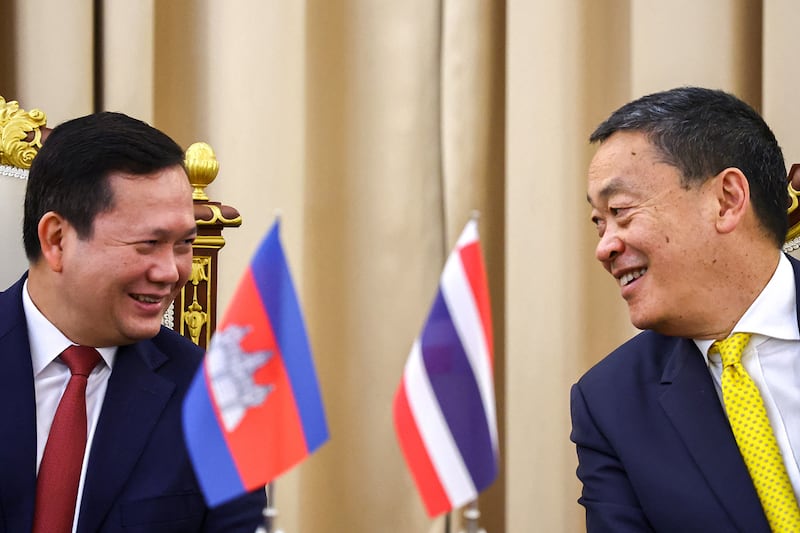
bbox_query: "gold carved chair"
[0,96,238,349]
[784,164,800,256]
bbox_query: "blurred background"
[2,1,800,531]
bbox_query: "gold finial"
[0,96,48,169]
[184,142,220,201]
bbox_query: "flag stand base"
[459,500,487,533]
[256,483,284,533]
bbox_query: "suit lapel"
[0,277,37,532]
[659,338,769,533]
[78,340,175,532]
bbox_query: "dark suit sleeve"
[202,487,267,533]
[570,383,655,533]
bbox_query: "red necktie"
[32,345,101,533]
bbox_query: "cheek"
[642,212,700,252]
[67,249,115,283]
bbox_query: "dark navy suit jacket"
[569,257,800,532]
[0,276,266,532]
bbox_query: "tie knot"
[60,345,101,377]
[710,332,752,367]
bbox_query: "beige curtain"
[3,0,800,531]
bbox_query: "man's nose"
[149,247,182,284]
[595,230,623,264]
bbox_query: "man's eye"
[591,217,606,236]
[134,241,158,253]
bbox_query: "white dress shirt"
[695,253,800,502]
[23,280,116,533]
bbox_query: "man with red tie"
[0,112,266,532]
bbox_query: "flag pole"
[260,482,283,533]
[459,499,487,533]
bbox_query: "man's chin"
[628,310,657,332]
[630,313,685,337]
[122,321,166,343]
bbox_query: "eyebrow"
[146,226,198,240]
[586,177,629,206]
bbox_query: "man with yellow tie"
[572,86,800,532]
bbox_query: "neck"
[695,244,782,340]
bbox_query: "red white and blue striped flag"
[182,219,329,507]
[393,218,498,517]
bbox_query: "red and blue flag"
[182,219,329,507]
[393,218,498,517]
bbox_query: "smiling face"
[587,131,724,336]
[41,165,197,347]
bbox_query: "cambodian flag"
[182,219,329,507]
[393,218,498,517]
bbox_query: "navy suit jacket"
[570,256,800,532]
[0,276,266,532]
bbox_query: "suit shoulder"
[0,275,26,311]
[151,326,204,363]
[576,330,680,391]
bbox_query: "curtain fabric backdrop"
[2,1,799,531]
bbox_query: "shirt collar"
[695,253,799,361]
[23,279,116,376]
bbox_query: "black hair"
[590,87,787,247]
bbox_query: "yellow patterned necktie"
[711,332,800,531]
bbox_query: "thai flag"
[182,219,329,507]
[393,218,498,517]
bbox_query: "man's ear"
[715,167,749,234]
[37,212,67,272]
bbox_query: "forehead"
[587,131,680,203]
[99,166,195,231]
[106,166,191,200]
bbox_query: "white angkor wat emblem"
[206,324,274,431]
